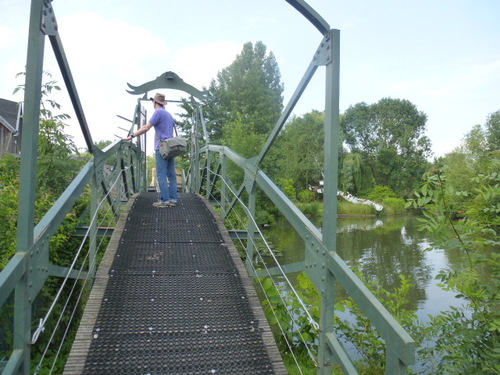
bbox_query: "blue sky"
[1,0,499,157]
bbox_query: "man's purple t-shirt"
[150,107,175,150]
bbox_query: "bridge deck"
[64,192,286,374]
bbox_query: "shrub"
[366,186,397,201]
[298,189,315,203]
[381,197,406,215]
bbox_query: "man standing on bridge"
[125,93,178,207]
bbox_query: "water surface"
[262,215,467,319]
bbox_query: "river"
[262,215,467,320]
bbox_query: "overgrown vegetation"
[407,156,500,374]
[0,73,115,373]
[258,112,499,373]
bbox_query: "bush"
[366,186,397,201]
[407,165,500,374]
[298,189,315,203]
[297,201,322,216]
[381,197,406,215]
[278,178,297,202]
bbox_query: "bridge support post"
[88,174,99,281]
[317,28,341,374]
[245,183,257,273]
[221,154,228,216]
[13,0,46,373]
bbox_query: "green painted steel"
[0,2,146,373]
[14,0,45,372]
[187,19,415,375]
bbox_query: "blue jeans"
[155,150,178,202]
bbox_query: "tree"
[407,158,500,374]
[203,41,284,155]
[340,153,363,194]
[439,113,500,216]
[273,111,324,191]
[485,109,500,152]
[14,71,80,195]
[342,98,432,196]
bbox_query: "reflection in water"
[262,215,466,318]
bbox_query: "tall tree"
[203,41,284,156]
[485,109,500,152]
[441,113,500,212]
[341,98,432,196]
[273,111,325,191]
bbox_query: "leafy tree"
[485,109,500,151]
[1,72,115,372]
[203,41,284,153]
[438,112,500,216]
[407,157,500,374]
[14,71,80,195]
[340,152,363,194]
[342,98,432,196]
[273,111,324,191]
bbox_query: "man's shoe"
[153,201,170,208]
[166,200,177,207]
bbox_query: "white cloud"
[0,25,15,48]
[37,12,174,148]
[172,41,242,90]
[57,12,169,79]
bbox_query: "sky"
[1,0,499,157]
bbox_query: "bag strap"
[156,122,178,142]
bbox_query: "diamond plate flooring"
[64,192,286,375]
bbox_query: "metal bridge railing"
[0,140,145,374]
[182,3,415,371]
[0,1,148,373]
[188,144,415,374]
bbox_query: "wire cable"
[32,167,126,374]
[205,166,319,366]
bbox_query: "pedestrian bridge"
[64,192,286,374]
[0,1,415,374]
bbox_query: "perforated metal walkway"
[64,192,286,374]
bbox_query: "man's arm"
[124,122,153,141]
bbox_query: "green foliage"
[278,178,297,202]
[485,110,500,151]
[0,154,20,268]
[340,152,363,194]
[260,270,418,374]
[260,273,320,357]
[338,201,374,216]
[380,197,406,215]
[296,201,322,217]
[272,111,325,191]
[366,186,397,201]
[407,156,500,374]
[335,271,418,373]
[341,98,432,196]
[298,189,315,203]
[204,41,284,146]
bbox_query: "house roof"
[0,98,20,133]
